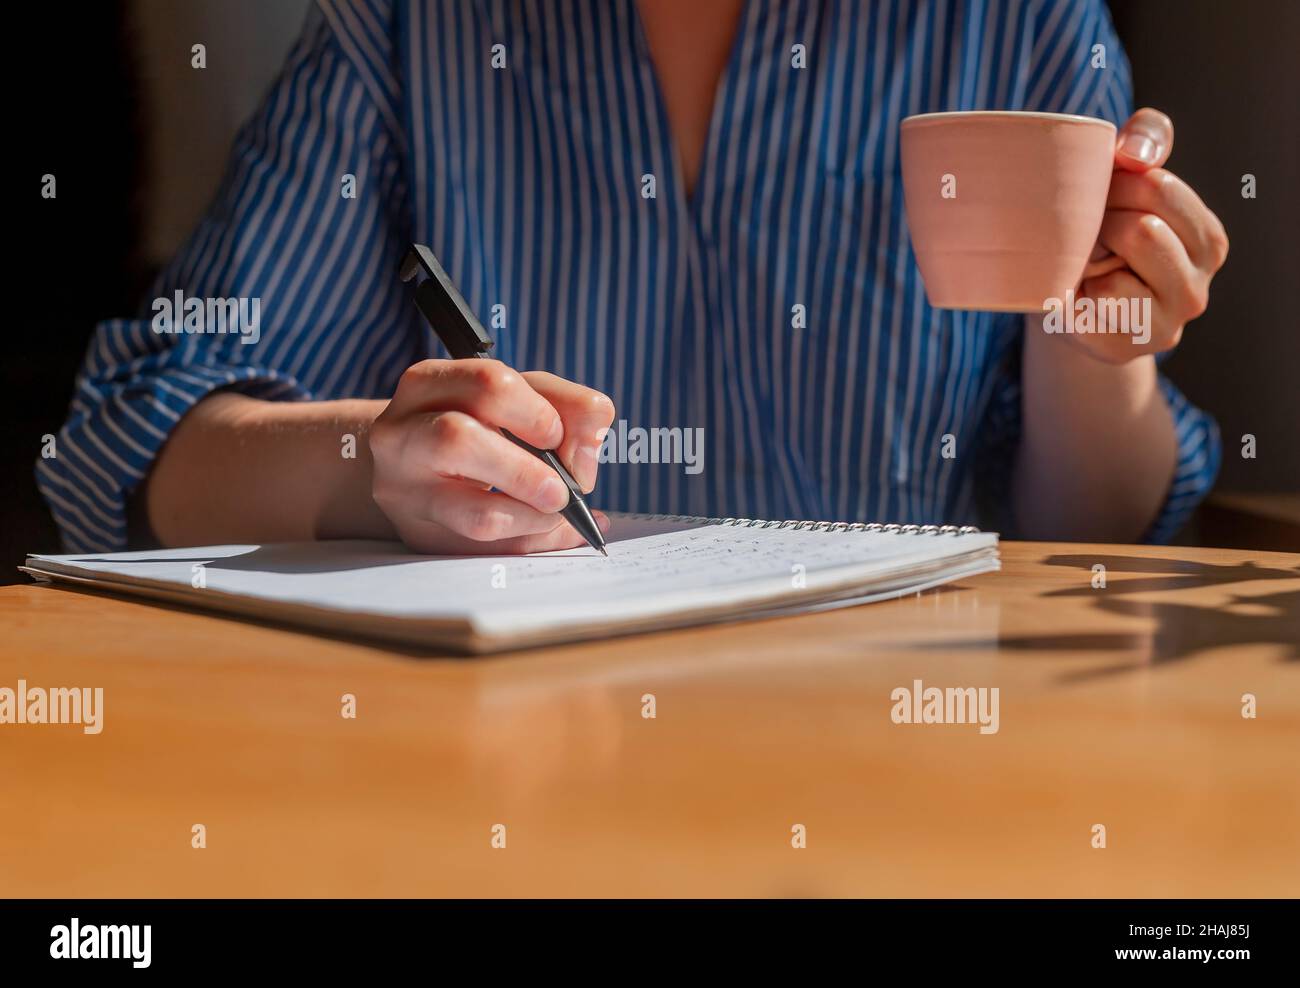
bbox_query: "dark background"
[1108,0,1299,491]
[6,0,1298,583]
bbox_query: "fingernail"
[574,444,599,493]
[544,416,564,447]
[1119,133,1157,164]
[594,510,611,533]
[540,476,569,510]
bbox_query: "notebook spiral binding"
[621,513,980,535]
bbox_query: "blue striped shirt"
[40,0,1220,553]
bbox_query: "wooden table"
[1,542,1296,897]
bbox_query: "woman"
[40,0,1226,554]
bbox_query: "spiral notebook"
[22,512,999,653]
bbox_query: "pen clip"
[400,244,495,358]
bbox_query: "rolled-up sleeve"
[1143,374,1222,543]
[37,347,312,552]
[37,2,413,552]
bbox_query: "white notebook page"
[25,519,997,642]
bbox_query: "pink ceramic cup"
[900,110,1117,312]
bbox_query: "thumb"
[1114,107,1174,172]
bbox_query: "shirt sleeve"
[974,0,1221,542]
[37,2,415,552]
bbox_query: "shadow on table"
[930,554,1300,682]
[1040,553,1300,598]
[1001,588,1299,682]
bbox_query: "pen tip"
[599,545,609,557]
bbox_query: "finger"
[492,508,613,555]
[421,411,572,512]
[431,478,585,540]
[1106,168,1229,271]
[423,480,573,542]
[1097,209,1205,321]
[1080,252,1128,281]
[1080,267,1184,356]
[392,359,564,450]
[412,508,612,556]
[1114,107,1174,172]
[521,371,616,493]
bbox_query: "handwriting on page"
[432,528,917,609]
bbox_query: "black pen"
[399,243,608,556]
